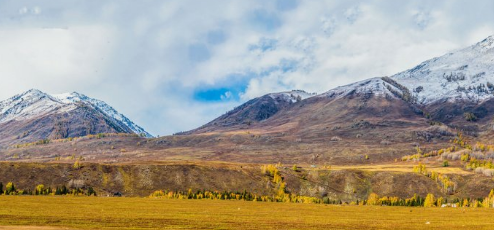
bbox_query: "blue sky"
[0,0,493,135]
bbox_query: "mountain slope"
[183,90,315,134]
[0,89,151,146]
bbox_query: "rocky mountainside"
[0,89,151,147]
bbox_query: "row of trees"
[0,182,96,196]
[150,189,322,204]
[149,188,494,208]
[402,146,457,162]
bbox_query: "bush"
[442,160,449,167]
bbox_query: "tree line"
[149,188,494,208]
[0,182,96,196]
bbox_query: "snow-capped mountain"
[0,89,152,145]
[392,35,494,105]
[315,35,494,107]
[0,89,76,124]
[51,92,151,137]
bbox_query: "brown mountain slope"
[181,90,314,134]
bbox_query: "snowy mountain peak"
[0,89,152,137]
[476,35,494,50]
[52,92,89,104]
[390,35,494,105]
[24,88,45,96]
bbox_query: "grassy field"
[1,196,494,229]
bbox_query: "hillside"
[1,161,493,199]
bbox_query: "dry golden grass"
[329,164,472,175]
[1,196,494,230]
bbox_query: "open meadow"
[0,196,494,230]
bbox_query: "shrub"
[73,160,81,169]
[442,160,449,167]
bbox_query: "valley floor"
[0,196,494,230]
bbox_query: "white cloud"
[220,91,232,100]
[0,26,114,97]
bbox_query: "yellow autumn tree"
[367,193,380,205]
[436,197,444,207]
[35,184,45,195]
[423,193,435,207]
